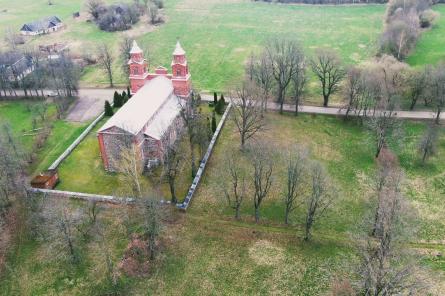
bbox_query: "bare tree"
[283,146,307,225]
[266,38,304,113]
[230,82,266,150]
[366,112,401,159]
[97,43,114,87]
[115,143,145,198]
[357,149,424,295]
[343,66,363,120]
[418,122,439,164]
[406,67,430,110]
[139,196,162,260]
[85,0,104,20]
[247,51,274,115]
[311,49,345,107]
[162,126,184,204]
[431,65,445,124]
[304,162,336,241]
[222,153,246,220]
[120,36,133,78]
[290,56,307,116]
[250,143,274,223]
[42,199,85,264]
[179,93,208,177]
[0,122,25,212]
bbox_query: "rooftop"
[173,41,186,56]
[98,76,176,135]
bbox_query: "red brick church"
[97,40,192,172]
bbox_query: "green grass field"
[0,0,385,92]
[2,112,445,295]
[407,5,445,66]
[0,100,88,175]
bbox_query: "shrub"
[419,10,438,28]
[104,100,114,116]
[153,0,164,9]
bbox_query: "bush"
[153,0,164,9]
[104,100,114,116]
[419,10,438,28]
[96,3,141,32]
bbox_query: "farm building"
[30,170,59,189]
[20,16,64,36]
[97,41,192,172]
[0,52,35,82]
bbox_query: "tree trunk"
[285,206,290,225]
[190,139,196,178]
[169,179,177,204]
[323,94,329,107]
[235,205,240,220]
[435,108,441,124]
[254,206,260,223]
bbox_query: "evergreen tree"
[215,96,226,115]
[220,93,226,106]
[113,91,122,107]
[127,86,132,98]
[211,111,217,133]
[104,100,114,116]
[213,92,218,105]
[122,93,129,105]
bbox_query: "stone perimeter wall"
[48,109,108,170]
[176,102,233,211]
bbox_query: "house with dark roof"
[20,16,64,36]
[0,52,35,82]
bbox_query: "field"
[0,0,385,92]
[0,100,88,174]
[407,5,445,66]
[2,112,445,295]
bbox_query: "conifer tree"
[104,100,114,116]
[127,86,132,98]
[211,111,217,133]
[113,91,122,108]
[213,92,218,105]
[215,96,225,115]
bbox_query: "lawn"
[56,103,221,196]
[407,4,445,67]
[0,100,88,175]
[2,112,445,295]
[0,0,386,92]
[190,112,445,243]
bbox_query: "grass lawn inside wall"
[55,103,222,198]
[0,100,89,175]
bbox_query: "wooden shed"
[30,169,59,189]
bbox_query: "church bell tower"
[129,41,148,94]
[171,41,191,97]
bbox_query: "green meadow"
[0,0,386,91]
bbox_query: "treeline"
[253,0,388,4]
[379,0,438,60]
[253,0,445,5]
[85,0,164,32]
[0,50,80,99]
